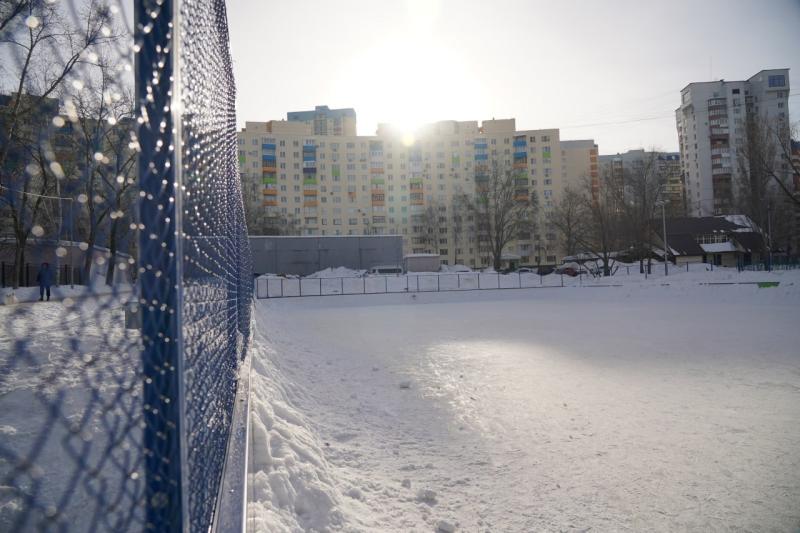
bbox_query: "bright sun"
[333,1,483,137]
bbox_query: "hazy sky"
[228,0,800,154]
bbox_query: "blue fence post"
[137,0,186,529]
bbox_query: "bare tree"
[551,185,585,257]
[620,150,668,273]
[736,116,799,257]
[738,116,800,209]
[575,169,623,277]
[244,202,299,236]
[450,192,473,266]
[412,200,445,254]
[0,0,30,33]
[65,47,135,285]
[0,0,115,287]
[466,164,536,271]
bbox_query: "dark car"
[536,266,555,276]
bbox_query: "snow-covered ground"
[248,272,800,531]
[0,294,143,530]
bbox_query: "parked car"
[535,266,555,276]
[555,262,582,277]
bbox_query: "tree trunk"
[13,234,27,289]
[83,226,96,286]
[105,217,119,285]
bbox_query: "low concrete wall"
[249,235,403,276]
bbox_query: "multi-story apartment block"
[561,140,599,194]
[675,69,791,216]
[598,149,684,215]
[286,105,357,136]
[238,113,597,268]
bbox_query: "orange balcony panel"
[262,165,277,172]
[513,162,527,169]
[370,167,384,174]
[263,189,277,196]
[303,200,318,207]
[303,190,318,196]
[514,194,529,201]
[371,200,385,206]
[411,199,425,206]
[262,199,278,207]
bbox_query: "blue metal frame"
[137,0,186,530]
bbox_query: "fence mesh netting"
[0,0,251,531]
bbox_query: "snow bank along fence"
[1,1,252,532]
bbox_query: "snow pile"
[440,264,472,273]
[306,267,365,279]
[247,332,351,532]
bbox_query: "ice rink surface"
[247,277,800,532]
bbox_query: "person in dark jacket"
[36,262,53,301]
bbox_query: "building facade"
[561,140,599,193]
[286,105,357,136]
[598,149,684,215]
[238,113,597,268]
[675,69,791,216]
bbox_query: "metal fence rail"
[1,0,251,532]
[257,272,570,298]
[255,260,795,299]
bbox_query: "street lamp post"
[661,201,669,276]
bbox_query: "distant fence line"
[255,260,798,299]
[257,272,592,298]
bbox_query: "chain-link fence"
[1,0,251,531]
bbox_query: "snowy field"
[248,273,800,532]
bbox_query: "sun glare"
[333,0,483,137]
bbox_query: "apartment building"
[238,113,598,268]
[286,105,357,136]
[675,69,791,216]
[561,140,599,193]
[598,149,685,215]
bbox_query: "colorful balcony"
[303,178,317,185]
[513,160,527,170]
[263,199,278,207]
[474,153,488,161]
[303,189,318,196]
[262,143,276,151]
[302,166,317,174]
[370,167,384,174]
[263,188,277,196]
[303,200,318,208]
[263,176,277,185]
[370,177,385,185]
[262,154,276,161]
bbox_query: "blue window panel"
[768,75,785,88]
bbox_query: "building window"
[768,75,785,88]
